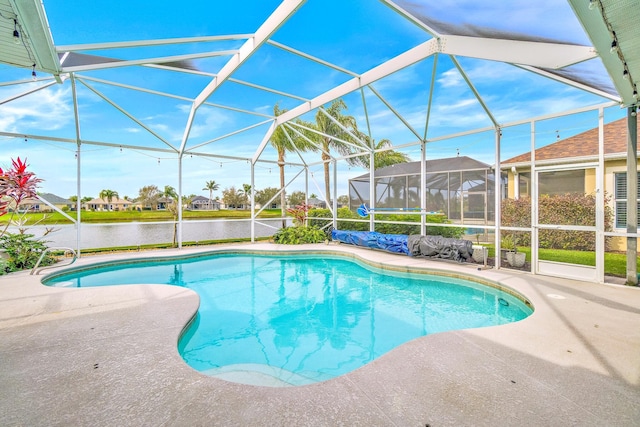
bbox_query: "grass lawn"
[485,245,638,278]
[0,209,284,224]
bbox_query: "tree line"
[68,184,347,211]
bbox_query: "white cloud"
[438,68,463,88]
[0,85,72,133]
[188,107,234,139]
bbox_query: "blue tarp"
[331,230,409,254]
[331,230,474,262]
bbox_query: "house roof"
[503,118,640,165]
[18,193,71,205]
[85,197,131,204]
[352,156,491,180]
[39,193,71,204]
[191,196,217,203]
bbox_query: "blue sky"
[0,0,625,201]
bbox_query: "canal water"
[10,218,291,250]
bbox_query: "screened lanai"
[349,156,497,225]
[0,0,639,283]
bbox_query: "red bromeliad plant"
[286,203,311,227]
[0,158,42,236]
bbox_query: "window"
[614,172,640,228]
[538,169,585,196]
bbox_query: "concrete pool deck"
[1,242,639,426]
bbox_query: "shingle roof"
[503,118,640,165]
[40,193,71,204]
[85,197,131,204]
[352,156,491,180]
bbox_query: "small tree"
[163,185,180,247]
[241,183,252,210]
[288,190,306,207]
[255,187,280,207]
[337,194,349,206]
[138,185,161,210]
[0,158,55,274]
[1,158,42,237]
[222,186,247,209]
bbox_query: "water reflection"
[12,219,287,249]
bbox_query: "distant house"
[85,197,132,211]
[188,196,220,210]
[225,203,246,210]
[256,200,281,209]
[17,193,72,212]
[307,197,326,209]
[156,197,173,210]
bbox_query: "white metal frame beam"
[179,0,306,156]
[193,0,306,110]
[56,34,253,52]
[439,35,597,69]
[77,78,178,151]
[277,38,440,124]
[60,50,238,73]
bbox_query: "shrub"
[307,208,464,238]
[501,193,612,251]
[307,207,368,234]
[0,233,55,273]
[273,226,327,244]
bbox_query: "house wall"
[605,160,640,252]
[507,171,516,199]
[585,168,596,194]
[507,160,640,253]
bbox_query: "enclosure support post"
[531,121,538,274]
[626,107,638,285]
[420,141,426,236]
[305,166,309,205]
[494,127,501,269]
[332,159,338,231]
[251,160,255,242]
[596,108,605,283]
[369,150,375,232]
[71,75,82,258]
[177,155,183,249]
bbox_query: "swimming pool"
[44,251,533,386]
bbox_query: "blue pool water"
[44,252,532,386]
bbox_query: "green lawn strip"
[61,236,273,256]
[0,209,284,224]
[483,244,635,277]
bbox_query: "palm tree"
[203,180,219,210]
[99,189,119,210]
[314,99,359,203]
[163,185,179,247]
[270,104,316,227]
[241,183,252,210]
[348,136,411,169]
